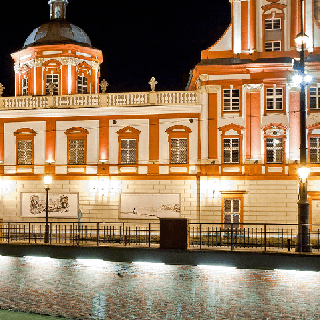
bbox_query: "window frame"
[309,136,320,164]
[310,87,320,111]
[265,86,286,114]
[64,127,89,166]
[166,125,192,166]
[219,124,244,166]
[263,124,287,166]
[78,75,88,94]
[116,126,141,166]
[14,128,37,166]
[265,18,281,30]
[22,78,29,96]
[46,73,59,96]
[265,41,281,52]
[222,88,241,112]
[221,192,244,230]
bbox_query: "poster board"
[21,193,78,218]
[120,193,181,220]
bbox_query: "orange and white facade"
[1,0,320,227]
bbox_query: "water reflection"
[0,256,319,319]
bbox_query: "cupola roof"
[23,0,92,48]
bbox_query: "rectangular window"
[266,88,283,110]
[265,18,281,30]
[223,138,240,163]
[171,138,187,164]
[265,41,281,52]
[68,139,85,165]
[310,137,320,163]
[17,140,33,165]
[22,78,28,96]
[266,138,283,163]
[223,199,240,229]
[223,89,240,111]
[78,76,87,94]
[46,74,59,95]
[310,87,320,110]
[121,139,137,164]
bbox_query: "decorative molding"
[60,57,78,66]
[35,58,45,67]
[204,85,220,94]
[219,123,245,135]
[244,84,263,92]
[262,123,288,135]
[91,61,99,71]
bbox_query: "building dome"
[23,19,92,48]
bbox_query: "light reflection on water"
[0,255,319,319]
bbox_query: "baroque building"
[0,0,320,229]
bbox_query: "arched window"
[262,123,287,164]
[219,124,244,164]
[166,125,192,164]
[14,128,37,165]
[116,126,141,165]
[64,127,89,165]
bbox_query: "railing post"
[28,222,31,244]
[149,223,151,247]
[97,222,100,247]
[231,224,234,251]
[7,222,10,243]
[264,224,267,252]
[199,224,202,249]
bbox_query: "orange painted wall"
[250,0,256,50]
[208,93,218,160]
[289,90,300,160]
[46,119,56,163]
[246,91,261,160]
[99,118,109,161]
[241,1,249,51]
[291,0,299,48]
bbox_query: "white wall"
[109,119,149,165]
[56,120,99,165]
[4,121,46,165]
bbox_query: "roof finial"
[48,0,68,20]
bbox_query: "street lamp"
[294,0,312,252]
[43,174,52,244]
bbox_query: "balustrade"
[0,91,199,110]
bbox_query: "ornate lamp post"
[43,174,52,244]
[294,0,312,252]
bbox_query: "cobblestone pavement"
[0,256,320,319]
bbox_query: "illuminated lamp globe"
[44,175,53,186]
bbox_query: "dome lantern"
[49,0,68,20]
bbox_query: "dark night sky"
[0,0,231,96]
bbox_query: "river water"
[0,255,319,319]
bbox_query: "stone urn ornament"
[46,82,57,96]
[100,79,109,93]
[0,84,5,97]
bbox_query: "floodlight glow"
[133,262,165,266]
[198,265,237,271]
[76,259,111,268]
[24,256,52,263]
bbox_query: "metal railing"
[189,223,320,252]
[0,222,160,247]
[1,221,320,252]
